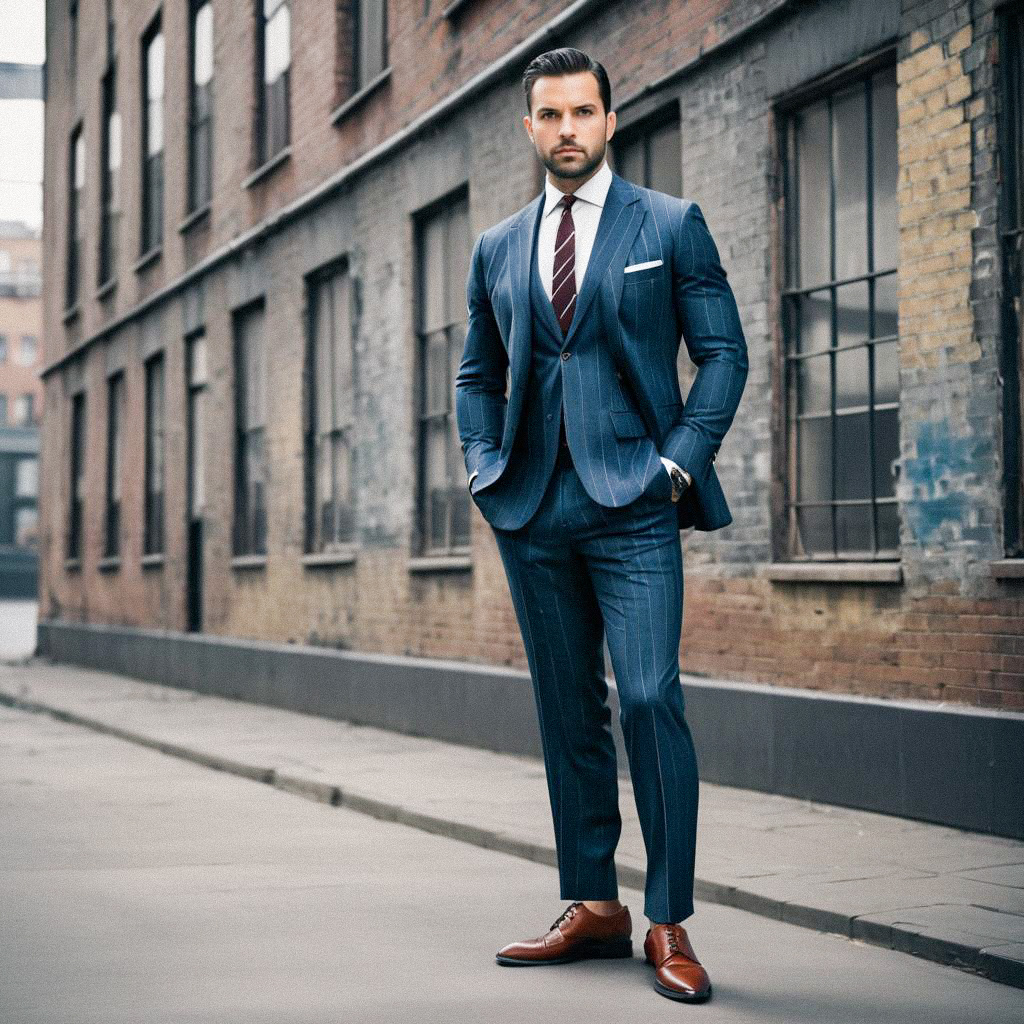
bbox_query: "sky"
[0,0,46,231]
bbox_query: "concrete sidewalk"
[1,657,1021,989]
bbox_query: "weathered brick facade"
[40,0,1024,710]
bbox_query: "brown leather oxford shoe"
[495,901,633,966]
[643,923,712,1002]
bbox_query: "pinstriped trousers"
[490,441,699,924]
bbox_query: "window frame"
[65,122,85,310]
[255,0,291,168]
[104,370,124,558]
[232,299,269,557]
[775,47,901,564]
[412,186,472,559]
[143,352,166,557]
[304,256,358,555]
[998,5,1024,558]
[140,14,165,257]
[188,0,214,214]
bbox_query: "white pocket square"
[623,259,663,273]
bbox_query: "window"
[99,64,121,285]
[257,0,290,165]
[354,0,387,93]
[144,353,165,556]
[0,455,39,549]
[306,261,357,553]
[141,17,165,254]
[999,7,1024,557]
[67,391,86,560]
[232,301,268,555]
[105,371,124,557]
[613,110,682,197]
[13,394,35,427]
[66,124,85,308]
[188,0,214,212]
[414,191,471,555]
[781,62,899,561]
[18,335,38,366]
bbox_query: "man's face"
[524,71,616,187]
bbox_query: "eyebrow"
[535,103,597,114]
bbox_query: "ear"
[605,111,616,143]
[523,114,533,143]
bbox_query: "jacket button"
[711,452,717,463]
[561,351,571,361]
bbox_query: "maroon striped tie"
[551,193,577,335]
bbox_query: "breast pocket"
[622,259,664,285]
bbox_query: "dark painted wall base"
[36,619,1024,840]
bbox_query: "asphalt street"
[1,702,1020,1024]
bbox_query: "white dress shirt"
[536,160,688,493]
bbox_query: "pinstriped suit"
[455,169,748,923]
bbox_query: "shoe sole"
[495,937,634,966]
[652,977,713,1003]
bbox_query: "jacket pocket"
[609,409,648,439]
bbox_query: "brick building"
[0,222,42,597]
[38,0,1024,730]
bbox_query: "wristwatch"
[668,465,692,503]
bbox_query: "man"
[455,47,747,1004]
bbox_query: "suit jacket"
[455,169,748,532]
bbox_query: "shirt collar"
[543,158,613,218]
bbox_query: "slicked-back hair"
[522,48,612,116]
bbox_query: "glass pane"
[445,201,470,325]
[797,352,830,416]
[190,388,206,516]
[421,216,446,332]
[15,457,38,498]
[874,271,897,341]
[265,4,291,84]
[874,338,898,407]
[332,272,353,426]
[871,66,898,272]
[314,281,334,432]
[147,32,164,102]
[193,3,213,87]
[189,333,208,386]
[834,410,870,499]
[833,82,868,280]
[797,289,831,353]
[798,417,831,502]
[649,122,682,197]
[73,131,85,188]
[836,345,868,411]
[876,501,899,553]
[358,0,386,87]
[835,505,873,556]
[797,99,830,289]
[424,330,449,416]
[872,405,899,499]
[796,506,832,557]
[836,280,870,349]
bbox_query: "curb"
[1,687,1020,990]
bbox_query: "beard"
[540,138,606,180]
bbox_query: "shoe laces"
[664,924,684,955]
[550,901,582,931]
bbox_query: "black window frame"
[255,0,291,167]
[352,0,388,94]
[232,299,269,557]
[65,122,85,310]
[98,61,121,286]
[104,369,124,558]
[777,49,901,563]
[998,4,1024,557]
[140,14,165,256]
[67,390,86,561]
[188,0,214,213]
[143,352,166,556]
[412,187,472,558]
[304,257,358,554]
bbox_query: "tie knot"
[560,194,577,210]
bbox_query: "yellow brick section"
[897,27,976,372]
